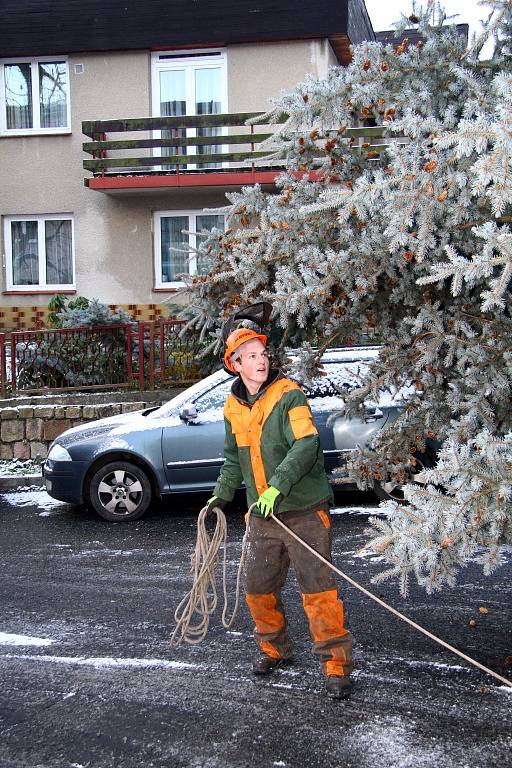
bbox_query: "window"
[4,215,75,290]
[152,50,227,168]
[154,210,225,288]
[1,58,70,134]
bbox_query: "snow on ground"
[0,653,199,670]
[0,488,69,516]
[0,458,42,477]
[0,632,53,647]
[1,489,380,519]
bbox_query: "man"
[207,327,354,699]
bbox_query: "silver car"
[43,346,423,522]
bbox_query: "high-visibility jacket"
[213,370,333,514]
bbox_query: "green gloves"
[205,495,227,516]
[256,486,282,518]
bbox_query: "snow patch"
[349,715,446,767]
[196,407,224,424]
[331,506,380,516]
[0,632,53,647]
[1,653,199,670]
[403,659,468,673]
[74,548,140,558]
[1,488,69,513]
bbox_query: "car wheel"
[88,461,152,522]
[374,452,435,503]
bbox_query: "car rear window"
[301,362,370,398]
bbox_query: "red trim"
[2,289,76,296]
[87,170,281,191]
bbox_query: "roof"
[375,23,469,48]
[0,0,374,61]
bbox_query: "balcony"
[82,113,387,193]
[82,112,289,193]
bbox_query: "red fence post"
[10,332,18,394]
[125,324,133,386]
[159,320,165,387]
[0,334,6,398]
[138,322,145,391]
[148,322,155,390]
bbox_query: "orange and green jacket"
[213,370,333,514]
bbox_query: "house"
[0,0,375,330]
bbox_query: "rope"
[170,504,248,647]
[171,503,512,690]
[269,511,512,690]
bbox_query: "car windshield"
[146,369,232,419]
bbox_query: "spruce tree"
[182,1,512,593]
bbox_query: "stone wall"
[0,401,163,460]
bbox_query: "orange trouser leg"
[286,510,353,677]
[245,592,293,659]
[302,589,353,677]
[244,515,293,659]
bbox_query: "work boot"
[252,653,290,676]
[325,675,353,700]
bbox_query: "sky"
[364,0,493,50]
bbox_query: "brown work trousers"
[244,509,353,677]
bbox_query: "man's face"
[231,339,269,393]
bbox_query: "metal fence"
[9,325,134,394]
[2,321,208,395]
[136,319,208,390]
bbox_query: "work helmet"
[223,327,268,374]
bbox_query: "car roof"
[149,346,381,418]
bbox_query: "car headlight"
[47,444,72,462]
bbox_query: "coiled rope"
[171,504,512,690]
[170,504,248,647]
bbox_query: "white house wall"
[0,40,338,315]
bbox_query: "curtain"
[161,216,189,282]
[11,221,38,285]
[160,70,187,159]
[45,220,73,284]
[39,62,67,128]
[5,64,32,130]
[196,68,221,167]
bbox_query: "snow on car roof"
[149,347,384,418]
[320,346,381,363]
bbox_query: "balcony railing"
[82,112,286,179]
[82,112,387,183]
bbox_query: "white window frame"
[0,56,71,136]
[151,48,228,167]
[154,209,225,289]
[4,214,76,291]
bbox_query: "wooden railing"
[82,112,387,178]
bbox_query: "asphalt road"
[0,489,511,768]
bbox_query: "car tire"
[374,452,435,503]
[88,461,152,522]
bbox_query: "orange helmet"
[223,327,268,374]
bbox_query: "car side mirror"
[180,406,198,423]
[363,405,384,422]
